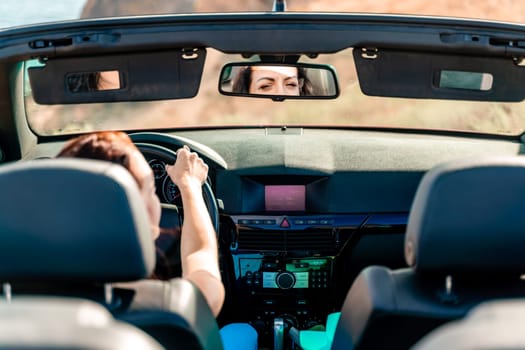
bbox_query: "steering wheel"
[134,142,219,234]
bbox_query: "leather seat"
[0,296,163,350]
[412,299,525,350]
[331,156,525,350]
[0,158,223,350]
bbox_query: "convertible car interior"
[2,2,525,349]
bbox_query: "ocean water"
[0,0,86,29]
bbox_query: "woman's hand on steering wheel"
[166,145,209,193]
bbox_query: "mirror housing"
[219,62,339,101]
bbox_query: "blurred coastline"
[0,0,85,29]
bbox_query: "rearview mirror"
[219,63,339,101]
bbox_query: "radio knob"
[276,272,295,289]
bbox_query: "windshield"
[24,49,525,136]
[11,1,525,136]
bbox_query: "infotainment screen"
[265,185,306,211]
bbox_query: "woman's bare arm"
[166,146,225,317]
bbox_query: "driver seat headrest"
[0,158,155,283]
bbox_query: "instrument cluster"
[147,158,182,207]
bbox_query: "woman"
[57,131,224,317]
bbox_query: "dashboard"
[28,127,522,347]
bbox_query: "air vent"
[237,229,337,252]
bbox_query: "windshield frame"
[8,12,525,137]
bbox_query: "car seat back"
[332,156,525,350]
[412,299,525,350]
[0,296,164,350]
[0,158,223,350]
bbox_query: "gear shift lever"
[274,318,284,350]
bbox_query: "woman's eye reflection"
[231,65,314,96]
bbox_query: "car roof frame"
[1,13,525,62]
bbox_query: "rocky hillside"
[81,0,525,23]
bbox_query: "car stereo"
[240,257,331,290]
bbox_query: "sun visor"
[354,48,525,102]
[28,48,206,104]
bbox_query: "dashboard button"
[280,218,290,228]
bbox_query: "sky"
[0,0,86,29]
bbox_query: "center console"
[218,175,367,345]
[237,252,334,330]
[227,213,365,345]
[217,173,409,347]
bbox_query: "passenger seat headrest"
[405,156,525,276]
[0,158,155,282]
